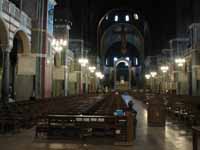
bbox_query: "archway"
[114,58,132,90]
[116,62,129,82]
[100,23,144,65]
[0,18,9,99]
[104,38,141,89]
[10,30,32,100]
[98,9,147,90]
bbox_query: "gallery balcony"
[0,0,32,30]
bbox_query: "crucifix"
[113,24,133,54]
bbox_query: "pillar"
[114,66,116,89]
[11,61,16,99]
[109,67,113,89]
[64,25,70,96]
[109,67,112,81]
[41,0,48,98]
[0,0,2,12]
[192,51,200,96]
[80,66,83,94]
[128,64,132,89]
[85,69,88,93]
[2,51,10,102]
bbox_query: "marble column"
[128,64,132,89]
[64,25,70,96]
[114,67,116,89]
[1,51,10,103]
[0,0,2,12]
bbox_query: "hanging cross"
[113,25,133,54]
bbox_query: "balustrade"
[1,0,31,29]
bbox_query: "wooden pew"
[35,114,116,138]
[130,91,200,127]
[161,94,200,126]
[192,126,200,150]
[0,103,23,133]
[35,93,136,145]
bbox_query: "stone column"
[11,63,16,99]
[2,51,10,103]
[109,67,113,88]
[109,67,112,80]
[85,69,89,93]
[192,51,200,96]
[0,0,2,12]
[128,64,132,89]
[114,66,116,89]
[64,26,70,96]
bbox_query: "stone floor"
[0,97,194,150]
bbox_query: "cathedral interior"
[0,0,200,149]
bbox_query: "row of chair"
[130,91,200,127]
[35,93,130,139]
[0,94,103,134]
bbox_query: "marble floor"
[0,97,194,150]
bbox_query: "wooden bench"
[192,126,200,150]
[35,114,116,138]
[130,92,200,127]
[34,93,137,145]
[145,95,166,127]
[164,95,200,126]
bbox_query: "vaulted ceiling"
[56,0,200,55]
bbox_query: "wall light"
[134,13,139,20]
[145,74,151,80]
[78,58,89,67]
[88,66,96,73]
[126,57,130,61]
[150,72,157,78]
[160,66,169,73]
[175,58,186,67]
[114,15,118,22]
[125,15,130,22]
[114,57,118,62]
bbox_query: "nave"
[0,95,194,150]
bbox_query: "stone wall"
[15,75,34,100]
[53,80,64,96]
[68,82,76,95]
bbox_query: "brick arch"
[12,30,31,54]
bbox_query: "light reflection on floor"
[0,96,193,150]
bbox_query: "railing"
[1,0,31,29]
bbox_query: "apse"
[98,9,146,89]
[105,42,140,67]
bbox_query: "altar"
[114,58,132,90]
[115,81,129,91]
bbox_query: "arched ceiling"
[104,42,141,67]
[100,23,144,60]
[12,30,31,53]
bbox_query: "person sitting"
[128,100,137,114]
